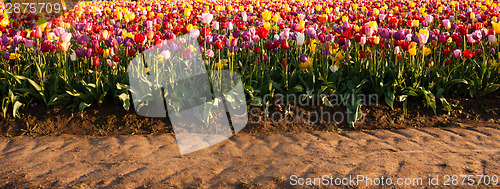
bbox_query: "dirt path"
[1,125,499,188]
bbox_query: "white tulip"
[329,65,339,73]
[296,32,305,46]
[70,53,76,61]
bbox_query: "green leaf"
[321,95,333,107]
[384,90,395,110]
[118,93,130,111]
[79,102,91,113]
[13,101,23,118]
[477,84,500,97]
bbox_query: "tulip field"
[0,0,500,127]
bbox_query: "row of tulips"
[0,0,500,126]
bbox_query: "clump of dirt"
[0,95,499,137]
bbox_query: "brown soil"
[1,95,499,137]
[1,126,499,188]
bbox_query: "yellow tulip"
[184,9,191,17]
[422,47,432,56]
[447,37,453,44]
[262,10,272,22]
[299,20,305,30]
[412,20,420,27]
[493,22,500,34]
[263,22,272,31]
[300,59,313,70]
[374,37,380,45]
[409,48,417,56]
[272,14,280,23]
[103,49,109,59]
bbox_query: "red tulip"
[256,27,269,39]
[281,39,289,50]
[93,56,100,66]
[200,27,212,37]
[126,48,136,57]
[112,55,120,62]
[360,51,367,58]
[214,40,224,49]
[254,46,261,54]
[135,33,145,44]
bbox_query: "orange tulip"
[58,41,70,52]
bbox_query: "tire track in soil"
[0,125,499,188]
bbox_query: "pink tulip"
[60,32,72,43]
[379,14,386,20]
[212,22,220,30]
[488,35,497,43]
[418,33,429,44]
[35,27,43,38]
[198,13,214,25]
[365,26,374,36]
[53,27,64,37]
[453,49,462,58]
[205,49,214,58]
[442,19,451,28]
[466,34,476,43]
[359,36,366,45]
[424,15,433,23]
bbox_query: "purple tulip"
[24,39,34,48]
[76,48,85,57]
[378,28,391,38]
[106,38,117,47]
[85,48,93,57]
[326,34,334,42]
[116,36,124,44]
[3,51,9,60]
[241,32,251,41]
[491,48,496,55]
[0,35,8,45]
[393,30,405,40]
[233,29,241,38]
[411,34,419,43]
[263,54,269,61]
[91,39,99,48]
[13,35,23,47]
[451,23,458,30]
[77,35,90,45]
[170,43,178,52]
[75,23,85,31]
[123,37,135,47]
[229,46,238,52]
[205,35,213,44]
[384,41,391,49]
[230,38,238,46]
[300,54,308,63]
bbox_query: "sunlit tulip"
[198,13,214,25]
[453,49,462,58]
[58,41,70,52]
[418,29,430,44]
[35,27,43,38]
[262,11,272,22]
[60,32,72,43]
[93,56,100,66]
